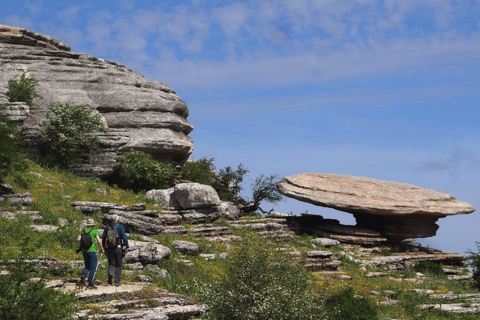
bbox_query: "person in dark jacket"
[102,214,129,286]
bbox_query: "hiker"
[76,218,104,289]
[102,214,129,286]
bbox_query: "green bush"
[195,241,326,320]
[181,156,216,185]
[0,106,27,180]
[40,101,108,169]
[0,237,78,319]
[8,70,44,108]
[118,149,177,191]
[413,261,445,277]
[324,287,379,320]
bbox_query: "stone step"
[190,226,233,237]
[231,218,288,225]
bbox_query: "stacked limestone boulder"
[0,24,194,179]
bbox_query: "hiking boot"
[87,283,98,289]
[80,274,86,286]
[108,275,113,285]
[115,283,121,287]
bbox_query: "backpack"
[105,225,119,249]
[80,229,93,249]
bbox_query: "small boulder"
[134,275,153,283]
[144,264,169,278]
[0,183,14,195]
[311,238,341,248]
[125,240,171,264]
[171,240,199,254]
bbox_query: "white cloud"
[213,3,250,37]
[57,6,81,24]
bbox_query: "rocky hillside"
[1,162,480,319]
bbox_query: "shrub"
[8,70,43,108]
[413,261,445,277]
[195,241,326,320]
[40,101,108,169]
[211,163,249,202]
[324,286,379,320]
[118,149,177,191]
[0,106,27,180]
[0,237,78,319]
[180,156,216,185]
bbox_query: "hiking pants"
[82,252,97,285]
[106,247,123,285]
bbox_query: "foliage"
[413,261,445,278]
[40,101,108,169]
[195,241,326,320]
[118,149,177,191]
[7,70,44,109]
[380,248,392,256]
[0,106,27,181]
[249,173,285,213]
[211,163,249,202]
[466,241,480,288]
[0,237,78,320]
[324,286,380,320]
[181,156,216,185]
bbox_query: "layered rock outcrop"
[0,24,193,178]
[278,173,475,242]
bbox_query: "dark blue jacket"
[102,223,129,249]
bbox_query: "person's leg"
[113,247,123,286]
[87,252,98,286]
[81,252,90,285]
[106,249,116,285]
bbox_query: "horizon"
[1,0,479,255]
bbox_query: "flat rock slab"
[74,284,149,299]
[278,173,475,242]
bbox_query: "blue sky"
[2,0,480,255]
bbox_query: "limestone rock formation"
[0,24,193,178]
[278,173,475,242]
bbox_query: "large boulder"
[0,24,194,179]
[145,188,180,210]
[278,173,475,242]
[172,183,221,209]
[125,240,171,264]
[101,210,165,236]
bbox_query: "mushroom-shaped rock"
[278,173,475,242]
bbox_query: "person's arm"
[101,227,107,248]
[96,235,105,253]
[120,225,129,252]
[76,235,81,243]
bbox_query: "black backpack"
[80,229,93,249]
[105,225,119,249]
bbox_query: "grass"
[1,160,480,319]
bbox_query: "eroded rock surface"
[0,24,194,178]
[278,173,475,242]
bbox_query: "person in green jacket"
[76,218,105,289]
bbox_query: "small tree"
[40,101,108,169]
[466,241,480,288]
[0,106,27,181]
[118,149,177,191]
[248,173,285,214]
[8,70,43,108]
